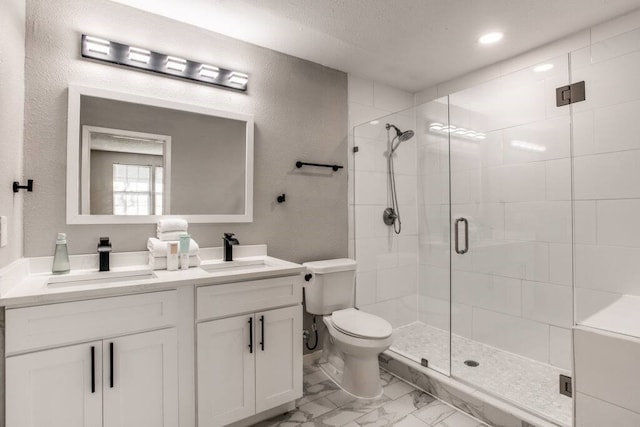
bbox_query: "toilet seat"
[330,308,392,339]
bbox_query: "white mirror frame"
[66,84,254,224]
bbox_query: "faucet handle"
[98,237,112,251]
[224,233,235,239]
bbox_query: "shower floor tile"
[258,357,488,426]
[392,322,572,426]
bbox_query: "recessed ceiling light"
[478,32,504,45]
[533,63,554,72]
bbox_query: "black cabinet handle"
[90,346,95,393]
[259,315,265,351]
[109,342,114,388]
[248,317,253,353]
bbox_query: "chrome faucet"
[98,237,112,272]
[223,233,239,262]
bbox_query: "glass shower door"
[353,99,451,375]
[448,56,574,426]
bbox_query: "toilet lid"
[331,308,393,339]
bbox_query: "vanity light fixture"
[86,36,110,55]
[128,47,151,64]
[166,56,187,72]
[81,34,249,92]
[199,64,219,79]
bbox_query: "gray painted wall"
[0,0,25,269]
[24,0,348,266]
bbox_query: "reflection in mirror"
[81,126,171,216]
[67,85,254,224]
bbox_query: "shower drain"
[464,360,479,367]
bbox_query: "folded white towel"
[147,237,199,257]
[157,231,189,241]
[148,253,201,270]
[157,218,188,233]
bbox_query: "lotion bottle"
[179,234,190,270]
[166,241,179,271]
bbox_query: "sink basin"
[199,259,270,273]
[47,269,156,288]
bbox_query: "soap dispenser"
[52,233,70,274]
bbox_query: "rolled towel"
[149,253,201,270]
[147,237,199,257]
[157,231,189,241]
[157,218,188,233]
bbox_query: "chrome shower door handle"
[455,217,469,254]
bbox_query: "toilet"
[303,259,393,399]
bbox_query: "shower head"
[386,123,414,152]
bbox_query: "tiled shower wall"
[348,76,418,327]
[571,26,640,322]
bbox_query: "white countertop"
[0,245,305,307]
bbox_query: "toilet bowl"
[303,259,394,399]
[320,308,393,399]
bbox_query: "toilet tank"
[302,259,357,315]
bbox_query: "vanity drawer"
[196,275,302,321]
[6,290,177,355]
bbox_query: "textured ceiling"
[110,0,640,92]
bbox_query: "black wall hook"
[277,194,286,203]
[13,179,33,193]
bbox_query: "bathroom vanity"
[0,245,304,427]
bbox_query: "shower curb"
[379,351,566,427]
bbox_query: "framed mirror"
[66,85,254,224]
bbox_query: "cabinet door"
[6,341,103,427]
[255,305,303,412]
[103,328,178,427]
[197,314,255,426]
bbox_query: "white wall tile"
[414,86,437,106]
[499,162,547,202]
[373,82,414,113]
[451,302,472,338]
[550,326,572,371]
[349,103,391,132]
[502,116,570,164]
[472,308,550,363]
[470,241,549,282]
[549,243,573,286]
[575,244,640,296]
[574,150,640,200]
[576,392,640,427]
[597,199,640,247]
[591,8,640,45]
[572,50,640,113]
[354,170,387,205]
[574,201,597,245]
[355,270,377,306]
[522,281,573,328]
[575,327,640,414]
[545,158,572,201]
[348,75,374,106]
[452,271,522,317]
[504,201,572,243]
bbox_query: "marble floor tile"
[413,400,458,425]
[432,411,487,427]
[261,357,488,427]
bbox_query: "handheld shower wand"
[383,123,414,234]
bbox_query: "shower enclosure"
[354,22,640,425]
[354,53,576,426]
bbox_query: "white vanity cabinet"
[5,291,179,427]
[196,276,303,426]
